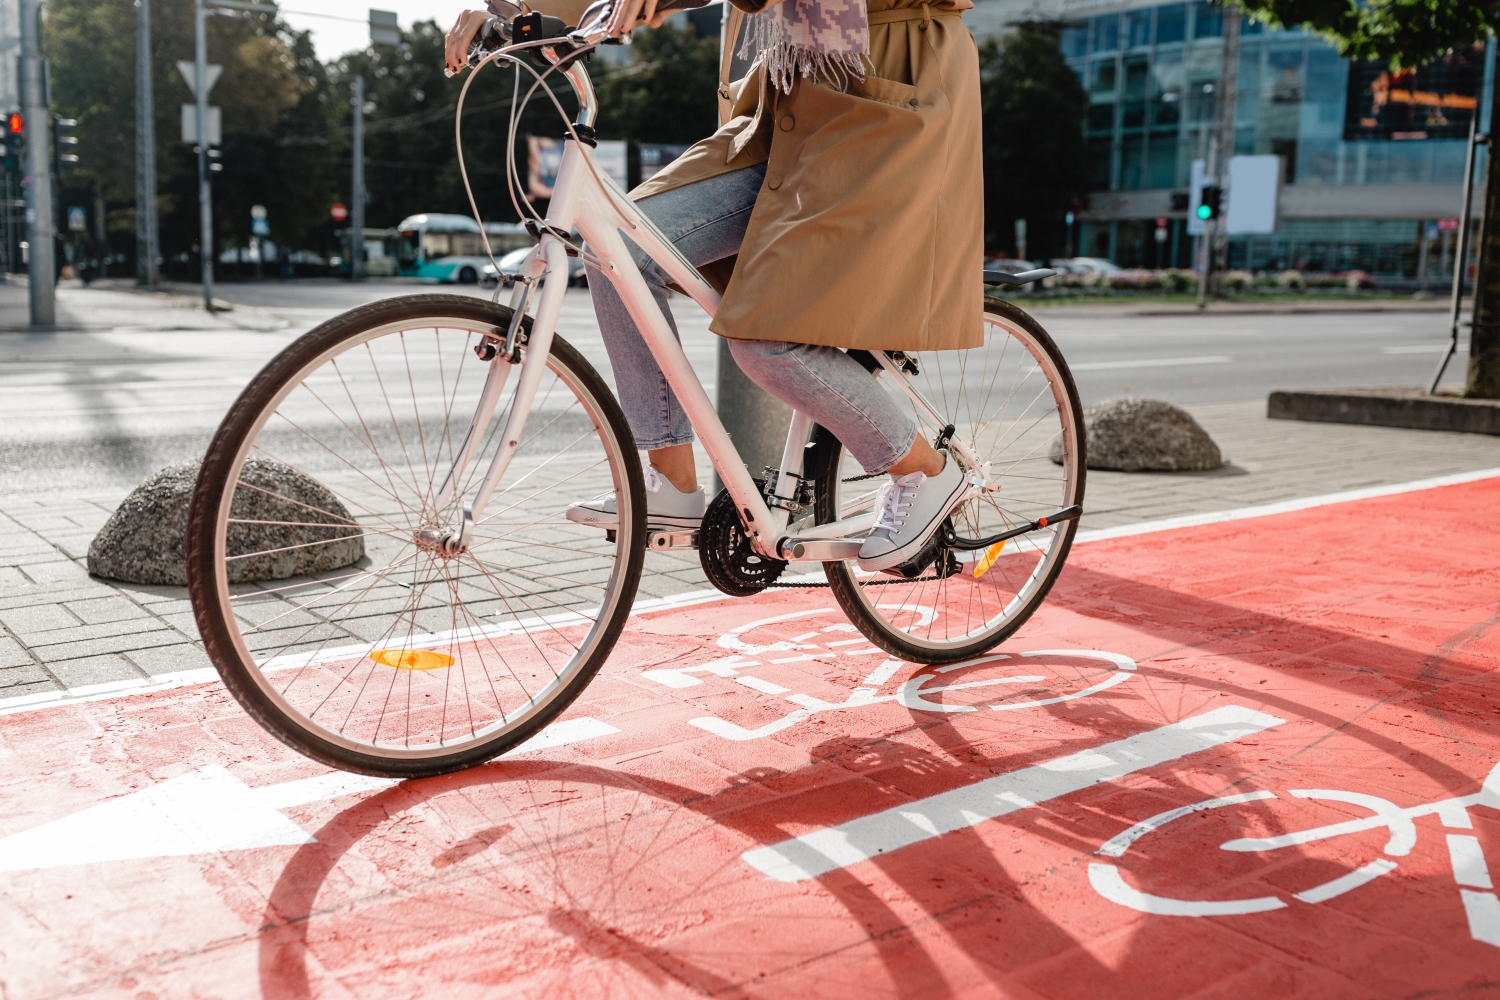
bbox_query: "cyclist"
[445,0,981,571]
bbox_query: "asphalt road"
[0,278,1468,496]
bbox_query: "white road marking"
[1449,835,1495,889]
[0,717,617,873]
[1461,890,1500,947]
[1292,859,1398,903]
[741,704,1284,882]
[1068,355,1232,372]
[1381,344,1450,354]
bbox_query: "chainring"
[699,480,786,597]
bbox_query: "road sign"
[180,104,221,145]
[66,206,85,232]
[330,203,349,222]
[1225,154,1281,234]
[1440,217,1462,231]
[369,9,400,45]
[251,218,269,236]
[250,204,267,221]
[175,61,222,100]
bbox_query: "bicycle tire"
[809,295,1086,665]
[187,293,646,777]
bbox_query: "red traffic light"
[7,113,21,134]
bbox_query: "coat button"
[767,173,783,190]
[779,115,795,131]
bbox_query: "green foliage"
[980,29,1091,261]
[43,8,719,271]
[594,24,720,143]
[1234,0,1500,66]
[48,0,332,267]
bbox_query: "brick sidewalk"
[1,398,1495,706]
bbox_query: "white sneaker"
[856,452,967,572]
[565,466,705,530]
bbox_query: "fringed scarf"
[741,0,870,94]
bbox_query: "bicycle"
[185,2,1086,777]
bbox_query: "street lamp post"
[136,0,159,286]
[193,0,276,312]
[351,74,364,282]
[19,0,53,326]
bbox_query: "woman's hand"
[445,9,493,73]
[603,0,671,37]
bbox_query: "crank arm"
[940,505,1082,551]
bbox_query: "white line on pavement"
[1068,355,1232,372]
[0,716,619,873]
[740,704,1285,882]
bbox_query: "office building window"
[1155,4,1186,44]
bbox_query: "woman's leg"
[728,339,961,573]
[585,163,767,492]
[726,340,925,474]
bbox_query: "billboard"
[1344,45,1484,142]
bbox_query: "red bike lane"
[0,476,1496,999]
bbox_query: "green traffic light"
[1196,204,1212,220]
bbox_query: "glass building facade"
[1013,0,1496,276]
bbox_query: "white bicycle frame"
[432,47,988,563]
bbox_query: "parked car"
[481,246,588,287]
[983,258,1039,274]
[1059,256,1122,274]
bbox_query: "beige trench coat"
[534,0,984,351]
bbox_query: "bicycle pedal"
[647,529,699,551]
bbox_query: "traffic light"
[1196,185,1222,221]
[2,113,21,173]
[52,116,78,175]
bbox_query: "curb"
[1268,387,1500,436]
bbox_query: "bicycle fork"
[422,234,571,550]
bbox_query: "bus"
[394,213,533,283]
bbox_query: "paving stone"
[44,654,145,688]
[125,643,212,677]
[30,629,188,663]
[0,604,79,633]
[62,596,152,626]
[0,662,48,690]
[18,615,173,648]
[0,636,33,669]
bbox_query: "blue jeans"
[585,165,917,474]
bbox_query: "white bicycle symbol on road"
[642,606,1137,741]
[1091,762,1500,948]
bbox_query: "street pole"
[195,0,213,312]
[136,0,159,286]
[1212,4,1240,276]
[351,74,364,282]
[19,0,53,326]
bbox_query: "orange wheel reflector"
[370,648,455,671]
[973,539,1006,578]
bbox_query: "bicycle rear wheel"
[810,296,1085,664]
[187,294,645,777]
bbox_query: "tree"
[594,23,720,144]
[1234,0,1500,397]
[979,29,1091,262]
[47,0,334,273]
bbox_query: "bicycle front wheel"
[187,294,645,777]
[811,296,1085,664]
